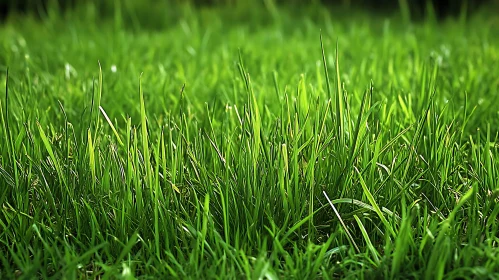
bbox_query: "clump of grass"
[1,1,499,279]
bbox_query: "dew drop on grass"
[65,63,71,79]
[18,37,26,47]
[64,63,78,80]
[121,263,134,279]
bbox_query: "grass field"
[1,1,499,278]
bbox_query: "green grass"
[1,1,499,278]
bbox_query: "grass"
[1,1,499,278]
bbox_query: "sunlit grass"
[1,1,499,278]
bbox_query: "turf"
[1,1,499,279]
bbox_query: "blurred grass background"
[1,0,498,21]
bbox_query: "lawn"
[1,0,499,278]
